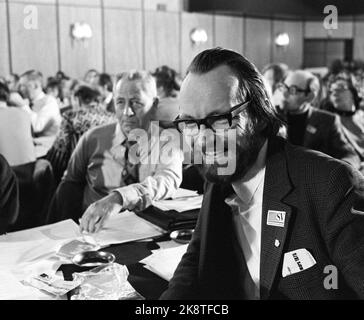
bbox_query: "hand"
[80,192,123,233]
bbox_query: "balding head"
[114,70,158,134]
[115,70,157,99]
[280,70,320,112]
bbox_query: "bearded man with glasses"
[160,48,364,300]
[278,70,360,170]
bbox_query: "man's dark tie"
[121,140,139,185]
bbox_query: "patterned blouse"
[46,105,116,183]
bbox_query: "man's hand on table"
[80,192,123,233]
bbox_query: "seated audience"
[0,154,19,235]
[262,63,289,109]
[262,63,289,94]
[278,70,360,170]
[84,69,100,86]
[45,77,61,102]
[47,71,183,230]
[5,73,19,92]
[18,70,62,158]
[327,77,364,171]
[0,82,36,166]
[0,80,55,230]
[98,73,115,113]
[350,60,364,109]
[46,85,115,184]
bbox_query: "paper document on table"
[152,195,203,212]
[140,244,188,281]
[87,211,165,247]
[0,219,79,243]
[0,220,79,272]
[0,270,55,300]
[171,188,199,199]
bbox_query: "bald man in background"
[278,70,360,170]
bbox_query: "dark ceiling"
[188,0,364,19]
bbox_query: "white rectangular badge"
[267,210,286,227]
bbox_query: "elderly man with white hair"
[47,70,183,230]
[278,69,360,170]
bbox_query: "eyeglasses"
[277,82,310,95]
[173,100,250,136]
[329,86,349,94]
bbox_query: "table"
[60,234,172,300]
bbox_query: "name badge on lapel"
[267,210,286,227]
[306,125,317,135]
[282,248,317,278]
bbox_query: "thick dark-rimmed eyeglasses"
[277,82,310,95]
[173,100,250,136]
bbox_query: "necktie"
[121,140,139,185]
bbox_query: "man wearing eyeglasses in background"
[160,48,364,300]
[278,69,360,170]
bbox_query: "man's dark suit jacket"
[160,136,364,300]
[0,154,19,234]
[292,106,360,170]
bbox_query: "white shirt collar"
[230,140,268,205]
[112,122,126,146]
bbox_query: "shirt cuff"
[114,185,140,211]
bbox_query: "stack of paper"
[85,211,165,247]
[140,245,188,281]
[171,188,199,199]
[0,220,80,300]
[152,195,203,213]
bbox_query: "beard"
[198,124,267,185]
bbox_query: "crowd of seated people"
[263,58,364,173]
[1,55,364,235]
[0,65,195,234]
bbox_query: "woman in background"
[46,85,115,184]
[328,77,364,172]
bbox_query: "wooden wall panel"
[304,21,328,38]
[354,21,364,61]
[144,0,181,12]
[103,0,142,9]
[0,1,10,76]
[9,0,55,4]
[58,5,103,78]
[181,13,214,74]
[104,9,143,74]
[58,0,100,7]
[144,11,180,73]
[304,21,353,39]
[9,2,58,78]
[273,20,303,69]
[214,15,243,54]
[245,18,272,71]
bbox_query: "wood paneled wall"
[0,0,10,76]
[273,20,303,69]
[1,0,364,80]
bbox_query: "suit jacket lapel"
[303,105,315,148]
[260,136,295,299]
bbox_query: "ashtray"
[170,229,194,244]
[72,251,116,267]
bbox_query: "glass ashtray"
[169,229,194,244]
[72,251,116,267]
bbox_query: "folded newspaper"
[140,245,188,281]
